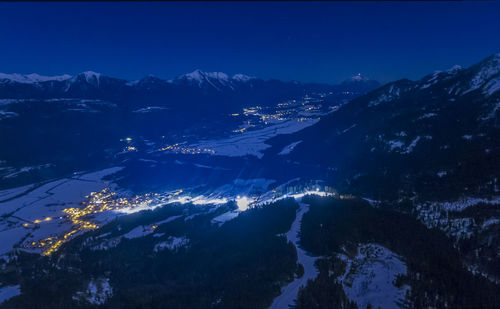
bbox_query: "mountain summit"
[0,72,72,84]
[349,73,370,82]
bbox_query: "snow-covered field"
[0,167,123,257]
[192,119,318,159]
[337,243,409,309]
[0,183,37,202]
[0,285,20,304]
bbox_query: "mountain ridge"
[0,69,379,90]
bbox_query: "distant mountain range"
[0,69,379,101]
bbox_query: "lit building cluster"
[158,143,215,154]
[228,93,329,134]
[118,137,138,153]
[232,127,247,133]
[22,217,52,227]
[242,106,262,116]
[27,188,160,256]
[259,113,287,122]
[27,188,194,256]
[305,105,320,111]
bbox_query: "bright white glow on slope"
[113,195,228,215]
[236,196,254,211]
[288,190,331,200]
[191,196,228,205]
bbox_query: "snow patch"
[153,215,183,226]
[368,93,396,107]
[437,171,447,178]
[154,236,189,252]
[0,285,21,304]
[482,218,500,229]
[123,225,155,239]
[0,111,19,120]
[211,211,240,226]
[133,106,168,113]
[385,136,421,154]
[73,278,112,305]
[416,196,500,239]
[484,77,500,96]
[278,141,302,155]
[401,136,421,154]
[419,196,500,213]
[337,244,409,309]
[480,101,500,121]
[387,140,404,151]
[464,54,500,94]
[418,112,437,120]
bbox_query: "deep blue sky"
[1,1,500,84]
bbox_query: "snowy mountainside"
[270,52,500,282]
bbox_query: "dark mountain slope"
[275,53,500,202]
[266,52,500,282]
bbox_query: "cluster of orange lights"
[26,188,188,256]
[26,188,159,256]
[158,143,215,154]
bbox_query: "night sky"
[1,1,500,84]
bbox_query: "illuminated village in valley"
[21,181,343,256]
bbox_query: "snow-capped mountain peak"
[78,71,102,83]
[0,72,72,84]
[464,53,500,94]
[447,65,463,73]
[66,71,104,88]
[232,73,256,82]
[205,71,229,81]
[350,73,369,82]
[175,70,237,91]
[181,70,229,83]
